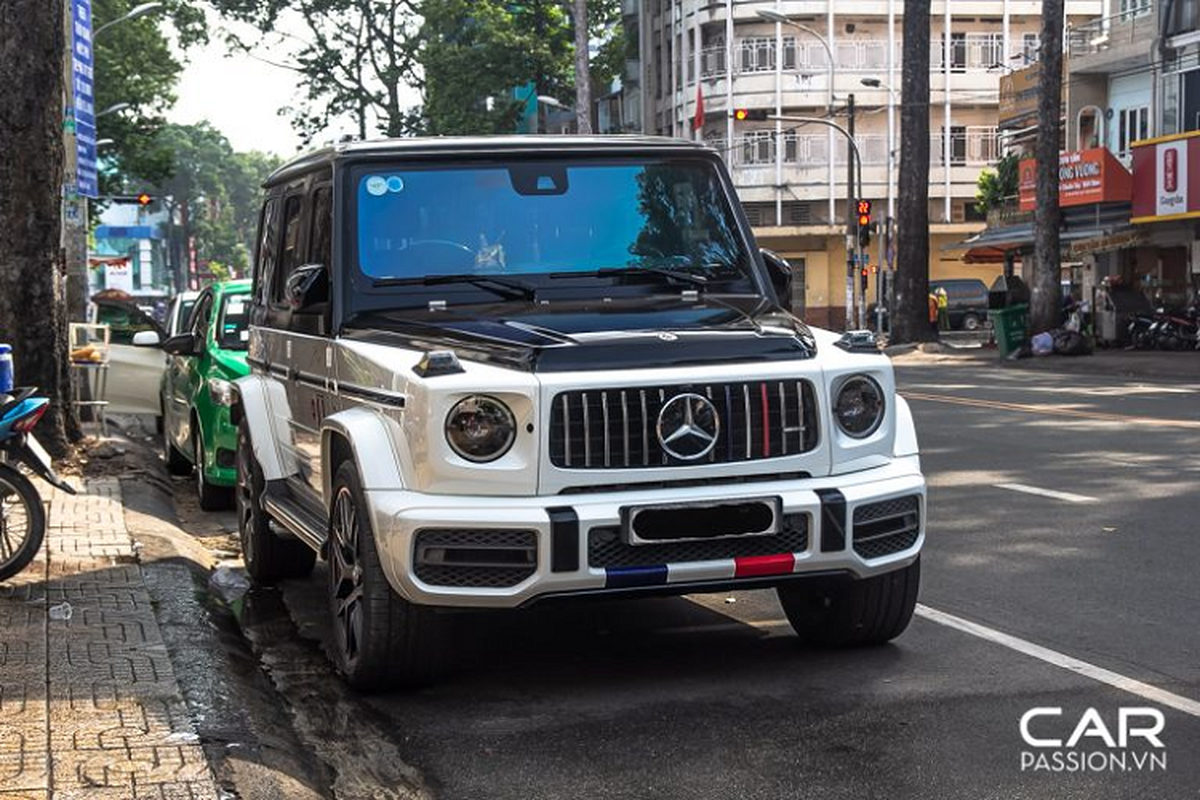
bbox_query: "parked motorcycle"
[0,387,76,582]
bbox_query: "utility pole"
[845,93,856,331]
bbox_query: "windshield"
[352,159,753,290]
[216,291,250,350]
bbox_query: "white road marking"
[916,604,1200,718]
[995,483,1097,503]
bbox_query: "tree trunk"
[1030,0,1065,334]
[573,0,592,134]
[892,0,935,344]
[0,0,77,454]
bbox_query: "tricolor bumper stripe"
[733,553,797,578]
[604,554,798,588]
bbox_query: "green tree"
[93,0,206,195]
[975,153,1019,216]
[208,0,422,142]
[420,0,622,135]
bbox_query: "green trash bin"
[989,303,1028,359]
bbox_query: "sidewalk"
[892,342,1200,382]
[0,479,219,800]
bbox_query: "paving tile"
[0,723,48,792]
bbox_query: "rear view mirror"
[131,330,162,347]
[161,333,200,357]
[760,249,794,312]
[286,263,329,311]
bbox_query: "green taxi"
[160,280,251,509]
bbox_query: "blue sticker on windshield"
[386,176,405,193]
[365,176,388,196]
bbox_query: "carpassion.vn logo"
[1019,707,1167,773]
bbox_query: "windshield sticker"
[386,175,405,193]
[239,330,250,342]
[365,176,388,196]
[226,298,246,315]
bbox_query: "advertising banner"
[1130,131,1200,223]
[1018,148,1132,212]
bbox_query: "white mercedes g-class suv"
[233,136,925,690]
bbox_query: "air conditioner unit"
[952,202,966,223]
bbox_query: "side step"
[262,481,328,554]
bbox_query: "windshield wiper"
[372,274,537,301]
[550,265,710,290]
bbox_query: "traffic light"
[856,200,872,247]
[733,108,769,121]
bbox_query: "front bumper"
[368,456,925,609]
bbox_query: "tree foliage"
[93,0,206,195]
[151,123,280,285]
[975,153,1019,215]
[208,0,423,143]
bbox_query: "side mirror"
[286,263,329,311]
[161,333,200,357]
[761,249,794,312]
[131,330,162,347]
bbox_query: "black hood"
[342,297,817,372]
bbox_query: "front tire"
[328,461,439,691]
[195,428,234,511]
[236,420,315,583]
[164,431,192,476]
[778,557,920,647]
[0,464,46,582]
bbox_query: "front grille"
[549,380,819,469]
[852,496,920,559]
[588,514,809,570]
[413,529,537,588]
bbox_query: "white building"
[634,0,1102,327]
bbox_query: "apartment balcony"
[1067,5,1156,74]
[724,128,998,203]
[718,0,1101,20]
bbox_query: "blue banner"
[72,0,98,198]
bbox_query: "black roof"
[265,135,714,187]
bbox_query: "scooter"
[0,387,76,582]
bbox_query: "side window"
[309,185,332,268]
[190,293,214,342]
[253,198,279,308]
[271,194,305,306]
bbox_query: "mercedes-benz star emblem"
[656,393,720,461]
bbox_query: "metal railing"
[1067,4,1155,58]
[727,127,998,169]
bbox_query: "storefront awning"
[948,202,1137,260]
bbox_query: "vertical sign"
[1156,139,1188,217]
[72,0,98,198]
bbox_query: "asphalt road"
[179,356,1200,799]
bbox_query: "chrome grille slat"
[582,392,592,467]
[601,391,611,467]
[550,379,818,470]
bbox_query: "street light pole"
[770,113,863,331]
[92,2,163,39]
[862,77,899,333]
[755,10,848,326]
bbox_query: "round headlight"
[833,376,885,439]
[445,395,516,462]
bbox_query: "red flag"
[692,85,705,131]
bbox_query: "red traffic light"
[856,200,872,215]
[136,193,153,206]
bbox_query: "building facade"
[634,0,1101,327]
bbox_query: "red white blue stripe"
[603,553,800,588]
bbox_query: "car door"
[96,300,167,416]
[170,290,213,460]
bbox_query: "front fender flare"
[321,407,407,508]
[893,394,920,458]
[232,374,296,482]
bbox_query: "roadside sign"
[72,0,98,199]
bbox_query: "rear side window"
[310,185,332,268]
[253,198,279,307]
[272,195,305,305]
